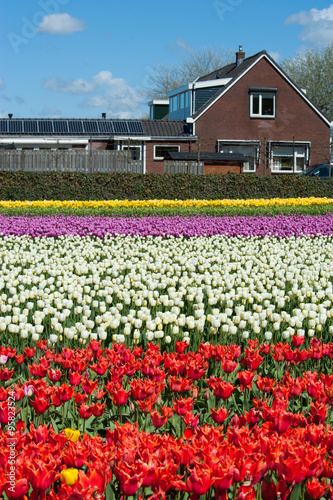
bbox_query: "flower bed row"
[1,420,333,499]
[0,234,333,349]
[1,339,333,499]
[1,339,333,430]
[0,196,333,210]
[0,213,333,237]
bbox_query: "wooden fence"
[0,149,143,173]
[164,160,204,174]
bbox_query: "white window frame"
[154,145,180,160]
[270,143,310,173]
[218,140,259,173]
[250,92,276,118]
[122,144,141,161]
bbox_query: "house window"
[218,142,259,172]
[270,144,309,173]
[250,91,275,118]
[170,95,181,112]
[122,145,141,160]
[154,145,180,160]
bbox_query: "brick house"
[166,47,331,175]
[0,48,331,175]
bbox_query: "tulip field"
[1,197,333,499]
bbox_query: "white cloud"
[176,39,193,52]
[82,75,144,119]
[40,107,62,118]
[42,77,96,94]
[0,77,4,87]
[43,71,145,118]
[285,5,333,46]
[36,13,86,35]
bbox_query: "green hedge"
[0,172,333,200]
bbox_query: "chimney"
[8,113,13,119]
[236,45,245,66]
[101,113,106,119]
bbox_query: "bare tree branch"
[281,43,333,122]
[141,46,236,99]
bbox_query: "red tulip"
[94,388,106,400]
[78,404,93,419]
[0,402,9,424]
[37,340,48,350]
[237,370,255,392]
[207,378,235,399]
[173,396,194,416]
[81,375,99,395]
[106,382,131,406]
[306,478,328,499]
[5,478,29,499]
[168,376,193,393]
[74,392,88,405]
[221,357,238,373]
[256,375,275,393]
[114,462,143,496]
[91,402,106,417]
[175,340,189,353]
[47,368,62,382]
[308,401,327,424]
[0,368,13,381]
[69,370,82,386]
[186,360,208,380]
[56,383,74,403]
[0,387,8,402]
[186,465,214,496]
[210,407,230,424]
[151,406,173,428]
[292,334,305,347]
[90,358,109,375]
[29,362,49,378]
[24,346,36,358]
[27,459,60,492]
[129,378,155,400]
[30,397,51,414]
[63,442,89,468]
[14,354,24,365]
[137,398,155,414]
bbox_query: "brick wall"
[194,58,331,175]
[145,141,195,174]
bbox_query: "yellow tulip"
[0,197,332,209]
[60,468,79,486]
[64,428,80,442]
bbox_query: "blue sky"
[1,0,333,119]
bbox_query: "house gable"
[189,53,331,127]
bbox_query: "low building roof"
[165,151,246,162]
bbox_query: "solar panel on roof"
[68,121,84,134]
[0,120,8,133]
[112,121,129,134]
[53,120,69,133]
[98,121,114,134]
[23,120,38,133]
[8,121,23,133]
[83,121,99,134]
[38,121,53,133]
[127,121,144,134]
